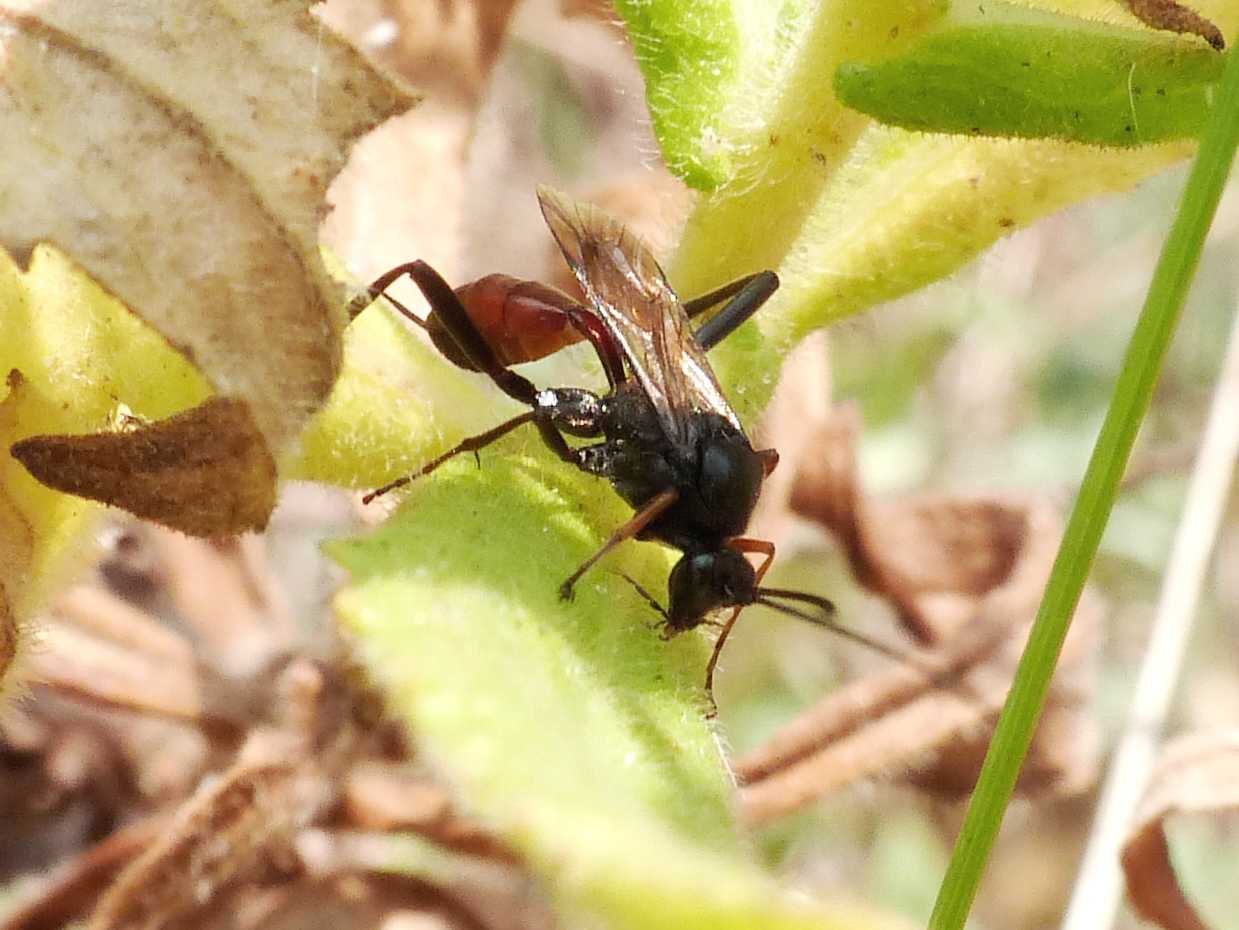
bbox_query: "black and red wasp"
[348,187,855,696]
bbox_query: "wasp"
[349,188,845,695]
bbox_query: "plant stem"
[927,35,1239,930]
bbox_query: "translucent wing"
[536,187,742,447]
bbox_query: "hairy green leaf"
[329,458,898,930]
[835,4,1223,146]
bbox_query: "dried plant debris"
[0,516,542,930]
[89,751,308,930]
[1121,731,1239,930]
[735,404,1100,821]
[0,0,415,535]
[323,0,519,104]
[0,589,14,700]
[12,398,277,537]
[1120,0,1226,50]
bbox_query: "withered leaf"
[1120,0,1226,50]
[12,398,276,537]
[89,660,359,930]
[27,587,207,723]
[89,753,305,930]
[0,0,415,535]
[1121,731,1239,930]
[0,816,171,930]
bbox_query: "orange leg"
[558,488,680,600]
[703,537,776,711]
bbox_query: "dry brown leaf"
[735,404,1100,820]
[11,398,277,537]
[1120,0,1226,49]
[382,0,519,100]
[789,404,1038,644]
[25,585,206,723]
[0,816,171,930]
[141,529,296,674]
[0,0,414,534]
[1,509,532,929]
[89,660,347,930]
[1120,730,1239,930]
[89,751,308,930]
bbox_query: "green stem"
[928,40,1239,930]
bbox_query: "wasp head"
[665,549,757,635]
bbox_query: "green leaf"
[288,298,512,490]
[613,0,950,190]
[611,0,740,189]
[661,1,1239,423]
[930,15,1239,930]
[835,3,1224,146]
[329,458,897,930]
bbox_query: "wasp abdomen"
[432,274,584,369]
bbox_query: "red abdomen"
[430,274,586,369]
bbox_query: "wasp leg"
[692,271,780,351]
[363,412,539,504]
[353,260,541,406]
[346,262,427,323]
[558,487,679,601]
[681,272,769,318]
[558,305,627,390]
[703,537,777,713]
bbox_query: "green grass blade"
[928,24,1239,930]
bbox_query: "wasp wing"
[536,187,742,447]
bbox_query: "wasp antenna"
[756,587,836,616]
[755,590,911,666]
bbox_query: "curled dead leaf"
[0,0,415,536]
[789,404,1034,644]
[89,752,306,930]
[735,404,1100,820]
[11,398,276,537]
[26,584,206,724]
[88,658,351,930]
[0,816,171,930]
[1121,0,1226,50]
[1121,730,1239,930]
